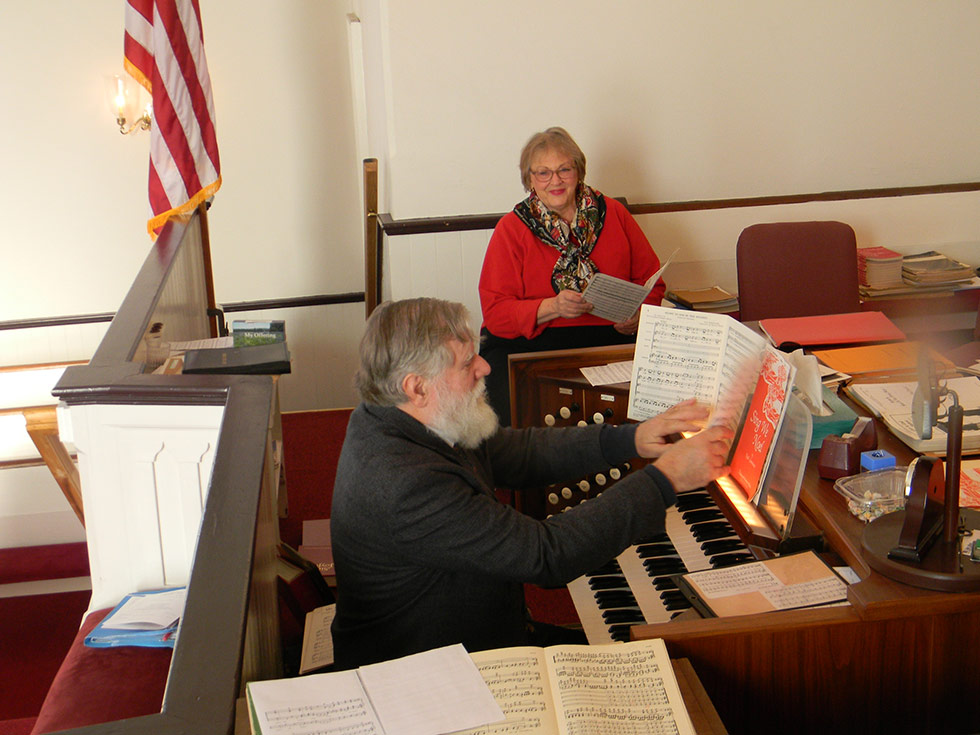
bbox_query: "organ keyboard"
[568,487,755,643]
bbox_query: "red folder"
[759,311,906,347]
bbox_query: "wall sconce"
[105,74,152,135]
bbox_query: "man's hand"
[634,398,710,458]
[651,426,733,494]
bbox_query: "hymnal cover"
[759,311,905,347]
[182,341,291,375]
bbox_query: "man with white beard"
[330,297,732,669]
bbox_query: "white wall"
[374,1,980,219]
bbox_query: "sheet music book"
[674,551,848,618]
[457,639,695,735]
[581,248,677,323]
[729,349,796,501]
[627,305,793,435]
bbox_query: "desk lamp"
[861,348,980,591]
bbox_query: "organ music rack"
[509,343,980,735]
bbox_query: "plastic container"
[834,467,908,522]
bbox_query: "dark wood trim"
[220,292,365,313]
[198,201,220,339]
[375,180,980,236]
[364,158,379,317]
[1,294,366,333]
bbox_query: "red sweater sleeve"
[479,198,664,339]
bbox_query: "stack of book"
[857,246,904,291]
[665,285,739,313]
[902,250,976,285]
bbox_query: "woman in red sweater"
[478,127,666,424]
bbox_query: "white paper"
[581,248,678,323]
[168,336,234,352]
[579,360,633,386]
[104,588,186,630]
[249,669,384,735]
[627,305,765,432]
[357,644,504,735]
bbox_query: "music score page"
[462,639,695,735]
[628,305,766,432]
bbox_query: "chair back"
[736,221,860,322]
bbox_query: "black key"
[601,609,646,624]
[701,538,747,554]
[710,553,756,568]
[588,576,629,590]
[682,508,725,524]
[654,578,680,591]
[643,560,686,576]
[607,624,634,641]
[594,592,639,607]
[635,544,680,559]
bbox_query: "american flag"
[124,0,221,237]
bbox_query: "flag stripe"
[124,0,220,237]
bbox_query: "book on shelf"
[674,550,848,618]
[246,638,696,735]
[844,374,980,455]
[902,250,976,285]
[857,246,904,289]
[182,341,291,375]
[83,587,186,648]
[231,319,286,347]
[666,285,739,313]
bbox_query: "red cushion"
[30,608,172,734]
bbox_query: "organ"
[509,343,980,735]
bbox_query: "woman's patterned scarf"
[514,183,607,293]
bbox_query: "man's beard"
[428,377,499,449]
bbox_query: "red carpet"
[0,589,90,721]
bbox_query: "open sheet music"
[581,249,677,323]
[627,306,789,432]
[458,638,695,735]
[246,644,503,735]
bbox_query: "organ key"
[567,487,754,644]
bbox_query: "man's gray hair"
[355,298,477,406]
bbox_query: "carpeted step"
[0,543,89,586]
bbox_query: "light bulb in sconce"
[105,74,152,134]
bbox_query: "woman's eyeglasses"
[530,166,576,184]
